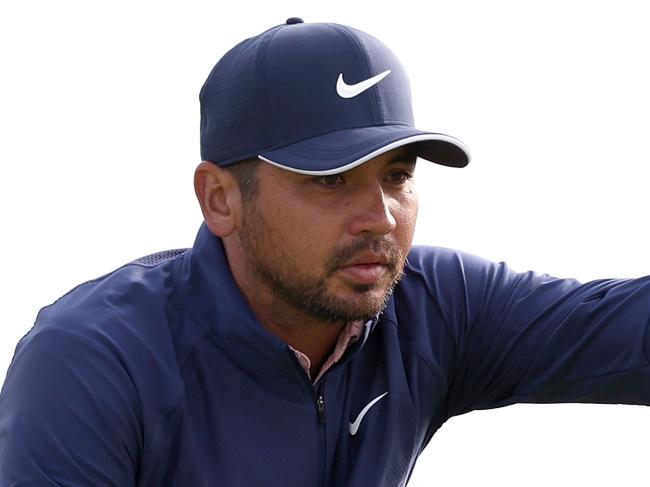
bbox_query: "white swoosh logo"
[336,69,391,99]
[349,391,388,436]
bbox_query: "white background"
[1,1,648,485]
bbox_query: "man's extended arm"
[410,247,650,419]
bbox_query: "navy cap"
[200,20,470,175]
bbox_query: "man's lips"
[335,253,391,284]
[342,252,390,267]
[336,263,387,284]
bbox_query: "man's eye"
[314,174,345,187]
[387,171,413,184]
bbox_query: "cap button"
[285,17,304,25]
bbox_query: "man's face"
[234,147,418,323]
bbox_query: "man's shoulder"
[21,248,191,367]
[406,244,458,265]
[9,248,194,408]
[399,245,508,306]
[36,248,188,329]
[1,249,193,459]
[405,244,494,279]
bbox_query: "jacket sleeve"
[423,249,650,419]
[0,328,141,486]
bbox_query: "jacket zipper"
[316,394,325,424]
[287,349,328,486]
[315,383,327,486]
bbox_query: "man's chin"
[324,286,395,320]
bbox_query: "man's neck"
[224,240,346,376]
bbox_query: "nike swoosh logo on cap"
[336,69,391,99]
[349,391,388,436]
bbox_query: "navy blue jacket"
[1,223,650,486]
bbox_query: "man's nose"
[347,184,397,236]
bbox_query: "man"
[1,18,649,486]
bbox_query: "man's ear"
[194,161,240,237]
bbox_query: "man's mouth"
[336,263,388,285]
[328,236,404,287]
[335,252,391,285]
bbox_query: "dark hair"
[224,158,261,201]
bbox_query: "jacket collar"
[177,223,298,378]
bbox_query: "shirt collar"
[291,319,367,384]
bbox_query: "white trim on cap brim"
[257,133,471,176]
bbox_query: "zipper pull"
[316,394,326,424]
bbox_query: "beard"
[237,202,406,324]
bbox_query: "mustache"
[327,236,404,273]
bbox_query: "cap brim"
[258,125,470,175]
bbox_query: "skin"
[194,147,418,376]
